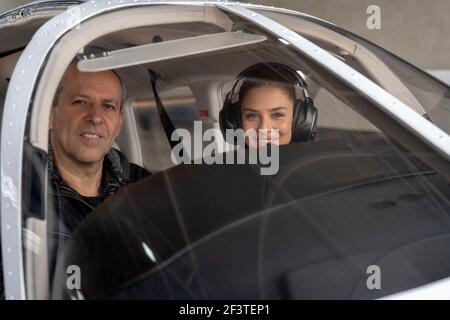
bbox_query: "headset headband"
[227,62,310,103]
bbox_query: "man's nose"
[86,105,104,125]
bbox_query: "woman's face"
[241,85,294,147]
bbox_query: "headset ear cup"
[291,99,305,142]
[220,98,242,143]
[307,99,318,140]
[291,97,318,142]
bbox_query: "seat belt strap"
[148,69,179,149]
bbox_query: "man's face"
[50,65,124,166]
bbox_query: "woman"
[220,62,318,147]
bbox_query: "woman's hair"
[238,64,298,105]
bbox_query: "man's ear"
[117,110,125,135]
[120,110,125,129]
[49,108,54,130]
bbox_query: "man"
[48,63,149,272]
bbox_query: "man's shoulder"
[111,148,151,183]
[128,162,151,183]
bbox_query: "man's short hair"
[52,49,126,109]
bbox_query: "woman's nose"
[259,115,273,131]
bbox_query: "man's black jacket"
[47,147,150,282]
[0,146,149,299]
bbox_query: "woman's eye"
[245,113,257,120]
[273,112,285,119]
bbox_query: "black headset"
[219,62,318,143]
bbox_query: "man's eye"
[104,104,116,110]
[73,100,87,105]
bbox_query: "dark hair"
[238,64,298,105]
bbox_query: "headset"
[219,62,318,143]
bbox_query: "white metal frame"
[1,0,449,300]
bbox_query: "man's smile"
[79,130,104,141]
